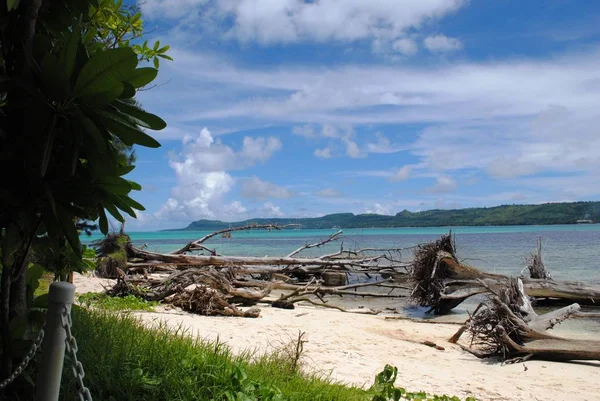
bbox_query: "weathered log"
[410,234,600,314]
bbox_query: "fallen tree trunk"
[410,234,600,314]
[451,278,600,362]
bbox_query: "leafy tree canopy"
[0,0,169,379]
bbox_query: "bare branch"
[287,230,343,257]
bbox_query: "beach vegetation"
[0,0,168,387]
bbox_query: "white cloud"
[240,176,296,199]
[314,147,332,159]
[393,38,418,55]
[365,203,391,215]
[315,188,342,198]
[391,165,412,182]
[261,202,284,217]
[240,136,282,163]
[154,128,283,223]
[292,124,315,138]
[343,138,362,158]
[365,133,407,154]
[423,34,463,52]
[215,0,466,49]
[141,0,208,20]
[425,175,458,194]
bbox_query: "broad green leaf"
[81,82,124,106]
[98,206,109,234]
[157,54,174,61]
[115,100,166,130]
[40,54,70,101]
[122,67,157,88]
[122,195,145,211]
[99,176,133,195]
[153,40,160,51]
[153,57,160,69]
[76,111,107,153]
[6,0,20,11]
[126,180,142,191]
[74,47,137,97]
[60,30,80,79]
[119,82,136,99]
[90,109,161,148]
[105,203,124,222]
[157,45,170,53]
[82,27,97,45]
[26,264,45,287]
[32,293,49,309]
[56,203,82,258]
[117,165,135,175]
[112,195,136,218]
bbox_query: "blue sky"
[126,0,600,230]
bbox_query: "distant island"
[170,201,600,231]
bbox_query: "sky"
[126,0,600,230]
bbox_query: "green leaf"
[98,206,109,234]
[90,109,161,148]
[26,264,45,287]
[99,176,133,195]
[118,165,135,175]
[60,31,80,79]
[153,40,160,51]
[82,27,97,45]
[126,180,142,191]
[6,0,21,11]
[40,54,70,101]
[105,203,125,222]
[55,203,82,258]
[122,67,157,88]
[157,45,170,53]
[115,100,166,130]
[76,112,107,154]
[157,54,174,61]
[111,195,136,218]
[153,57,159,69]
[122,195,145,211]
[32,293,48,308]
[74,47,137,97]
[119,82,136,99]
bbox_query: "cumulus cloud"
[240,176,296,199]
[423,34,463,52]
[261,202,284,217]
[215,0,466,49]
[392,38,418,55]
[365,133,407,154]
[314,147,332,159]
[292,124,315,138]
[365,203,391,215]
[315,188,342,198]
[390,165,412,182]
[425,175,458,194]
[154,128,283,223]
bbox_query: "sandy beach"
[73,274,600,401]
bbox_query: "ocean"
[83,224,600,282]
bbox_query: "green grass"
[77,292,158,311]
[63,308,368,401]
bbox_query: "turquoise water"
[82,224,600,282]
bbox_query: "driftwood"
[450,278,600,362]
[98,226,411,318]
[410,234,600,315]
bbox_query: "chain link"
[0,329,45,390]
[61,305,93,401]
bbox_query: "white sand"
[73,274,600,401]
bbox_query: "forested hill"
[172,201,600,231]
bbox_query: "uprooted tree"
[409,233,600,315]
[96,224,412,317]
[449,277,600,362]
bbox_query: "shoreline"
[74,274,600,401]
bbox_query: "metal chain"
[0,329,45,390]
[61,305,93,401]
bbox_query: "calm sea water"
[83,224,600,282]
